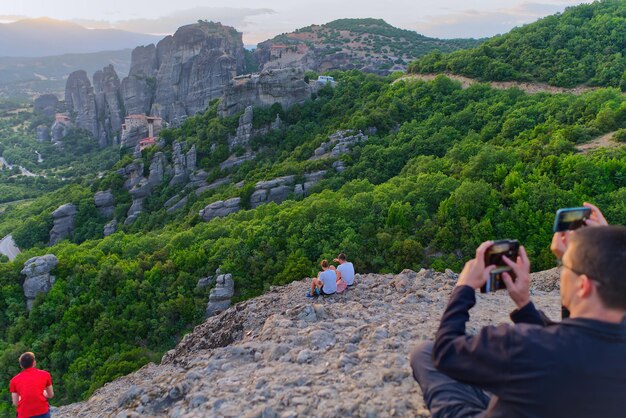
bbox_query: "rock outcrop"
[94,190,115,218]
[33,94,61,118]
[122,21,245,123]
[36,125,50,142]
[313,129,368,159]
[169,142,196,186]
[121,44,158,116]
[198,170,327,222]
[65,66,124,147]
[227,106,283,150]
[21,254,58,310]
[49,203,77,245]
[93,64,124,146]
[104,219,118,237]
[219,68,312,117]
[65,70,99,140]
[199,198,241,221]
[55,268,562,417]
[205,271,236,317]
[50,119,70,144]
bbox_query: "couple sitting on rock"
[307,253,355,298]
[410,203,626,417]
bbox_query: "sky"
[0,0,589,44]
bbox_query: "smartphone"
[481,239,520,293]
[553,207,591,232]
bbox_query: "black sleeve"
[509,301,545,325]
[432,285,512,394]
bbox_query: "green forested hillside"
[408,1,626,89]
[0,68,625,411]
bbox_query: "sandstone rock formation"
[199,198,241,221]
[33,94,61,118]
[65,66,124,147]
[227,106,283,151]
[219,68,312,117]
[49,203,77,245]
[205,271,236,317]
[36,125,50,142]
[313,129,368,159]
[104,219,118,237]
[55,268,562,417]
[65,70,99,139]
[122,21,245,123]
[121,44,158,116]
[94,190,115,218]
[169,142,196,186]
[50,119,70,144]
[93,64,124,146]
[21,254,58,311]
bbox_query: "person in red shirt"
[9,352,54,418]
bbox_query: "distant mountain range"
[0,18,161,57]
[0,50,133,99]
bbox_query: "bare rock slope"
[56,268,561,417]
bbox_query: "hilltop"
[56,268,562,417]
[255,18,481,74]
[408,1,626,89]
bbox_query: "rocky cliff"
[219,68,312,117]
[55,268,561,417]
[122,21,246,123]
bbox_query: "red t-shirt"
[9,368,52,418]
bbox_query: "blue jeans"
[410,341,491,418]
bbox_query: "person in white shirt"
[308,260,337,297]
[334,253,355,286]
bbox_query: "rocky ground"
[55,268,562,418]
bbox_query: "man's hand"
[583,202,608,227]
[550,231,570,260]
[457,241,496,290]
[501,246,531,309]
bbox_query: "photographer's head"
[19,352,35,369]
[561,225,626,320]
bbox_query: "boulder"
[21,254,58,310]
[49,203,77,245]
[94,190,115,218]
[166,196,188,213]
[104,219,118,236]
[206,273,235,317]
[199,198,241,221]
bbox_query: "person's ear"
[578,275,594,298]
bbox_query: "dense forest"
[0,0,625,412]
[408,1,626,89]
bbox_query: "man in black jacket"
[410,226,626,418]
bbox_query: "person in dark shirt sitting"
[410,225,626,418]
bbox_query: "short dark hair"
[569,226,626,310]
[19,352,35,369]
[337,253,346,261]
[321,259,329,268]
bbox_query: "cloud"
[412,1,587,39]
[72,7,275,35]
[0,14,29,23]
